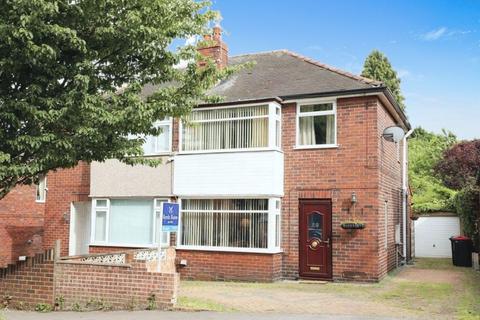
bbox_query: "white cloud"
[397,69,410,79]
[420,27,473,41]
[421,27,447,41]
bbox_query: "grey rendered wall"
[90,158,172,197]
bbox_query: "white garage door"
[414,216,460,258]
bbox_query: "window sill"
[35,200,46,203]
[294,144,338,150]
[141,152,173,157]
[177,148,283,155]
[89,243,169,249]
[176,245,283,254]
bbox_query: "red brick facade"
[0,185,44,268]
[43,163,90,256]
[0,163,90,267]
[280,97,404,281]
[176,250,282,282]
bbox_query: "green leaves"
[0,0,233,198]
[361,50,406,112]
[408,127,457,213]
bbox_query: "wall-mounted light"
[63,212,70,223]
[351,192,357,204]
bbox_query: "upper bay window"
[181,103,281,152]
[91,198,170,247]
[297,101,337,148]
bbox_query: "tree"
[435,140,480,190]
[436,140,480,249]
[361,50,405,111]
[0,0,236,199]
[409,127,457,213]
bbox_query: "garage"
[414,215,461,258]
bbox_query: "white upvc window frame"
[90,198,171,248]
[35,175,47,203]
[295,98,338,149]
[179,101,282,154]
[142,117,173,156]
[176,197,282,254]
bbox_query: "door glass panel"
[308,212,323,240]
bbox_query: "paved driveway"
[2,310,409,320]
[177,259,480,320]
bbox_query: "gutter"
[402,128,414,263]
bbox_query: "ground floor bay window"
[91,198,170,247]
[179,198,281,253]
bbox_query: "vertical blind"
[182,105,269,151]
[181,199,269,249]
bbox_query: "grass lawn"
[178,258,480,319]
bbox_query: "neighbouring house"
[1,26,412,282]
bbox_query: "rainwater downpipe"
[401,128,414,263]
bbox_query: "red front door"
[299,199,332,279]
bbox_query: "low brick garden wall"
[0,244,178,311]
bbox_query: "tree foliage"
[435,139,480,190]
[409,127,457,213]
[361,50,405,111]
[0,0,237,198]
[436,139,480,246]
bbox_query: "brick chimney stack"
[198,25,228,69]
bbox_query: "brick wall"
[0,185,45,268]
[0,261,54,309]
[0,249,178,310]
[176,250,282,282]
[43,163,90,256]
[281,96,403,282]
[55,260,178,310]
[376,102,404,277]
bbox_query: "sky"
[210,0,480,140]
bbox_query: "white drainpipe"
[402,129,414,262]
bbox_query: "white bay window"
[91,198,170,247]
[297,101,336,148]
[181,103,281,152]
[179,198,281,252]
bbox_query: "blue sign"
[162,203,179,232]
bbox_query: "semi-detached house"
[1,27,412,282]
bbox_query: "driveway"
[177,259,480,320]
[2,310,404,320]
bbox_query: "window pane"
[275,214,280,247]
[109,200,153,245]
[300,103,333,113]
[308,213,323,240]
[182,105,269,151]
[95,199,107,208]
[36,176,46,201]
[94,211,107,242]
[155,124,170,152]
[275,119,281,147]
[181,199,268,248]
[142,124,171,154]
[299,114,335,145]
[155,211,170,245]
